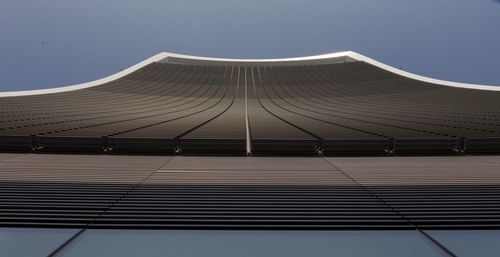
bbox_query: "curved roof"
[0,51,498,97]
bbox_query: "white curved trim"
[1,51,498,97]
[161,51,353,65]
[346,52,500,91]
[0,53,170,97]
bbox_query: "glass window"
[58,230,447,257]
[426,230,500,257]
[0,227,78,257]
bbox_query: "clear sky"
[1,0,499,91]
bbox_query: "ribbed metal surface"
[0,154,171,227]
[2,61,500,155]
[328,156,500,228]
[1,154,499,229]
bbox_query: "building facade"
[1,52,500,256]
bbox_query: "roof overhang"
[1,51,499,97]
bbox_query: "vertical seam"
[321,157,457,257]
[47,156,175,257]
[245,67,251,155]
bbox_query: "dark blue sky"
[1,0,499,91]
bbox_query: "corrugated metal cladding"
[1,154,500,229]
[2,61,500,155]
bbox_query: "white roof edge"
[0,52,170,97]
[1,51,498,97]
[345,52,500,91]
[161,51,353,63]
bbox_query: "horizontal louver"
[1,154,499,229]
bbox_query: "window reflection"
[58,230,447,257]
[427,230,500,257]
[0,227,78,257]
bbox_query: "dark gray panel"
[56,230,446,257]
[0,227,78,257]
[426,230,500,257]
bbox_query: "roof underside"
[1,59,500,155]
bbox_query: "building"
[1,52,500,256]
